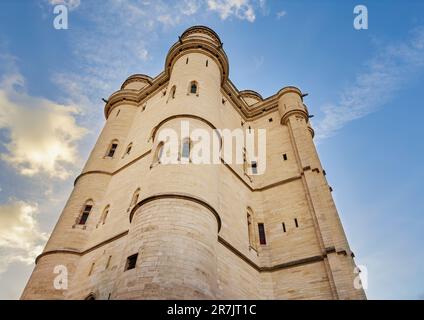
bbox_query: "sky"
[0,0,423,300]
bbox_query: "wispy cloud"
[0,59,87,179]
[46,0,267,126]
[0,200,48,275]
[276,10,286,19]
[315,27,424,140]
[207,0,256,22]
[48,0,81,11]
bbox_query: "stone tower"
[21,26,366,300]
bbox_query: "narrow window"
[181,138,190,159]
[100,205,110,225]
[282,222,286,233]
[107,293,111,300]
[105,255,112,269]
[125,253,138,271]
[107,142,118,157]
[170,85,176,99]
[248,126,251,133]
[88,262,95,276]
[294,218,299,228]
[125,143,132,156]
[186,57,189,64]
[247,211,255,249]
[268,118,273,122]
[130,189,140,207]
[258,223,266,245]
[79,204,92,225]
[116,109,120,117]
[283,154,288,161]
[190,81,198,94]
[158,143,164,163]
[151,142,165,168]
[251,161,258,175]
[206,60,209,67]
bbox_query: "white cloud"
[276,10,286,19]
[0,201,48,275]
[207,0,257,22]
[48,0,81,11]
[315,27,424,140]
[157,14,181,27]
[179,0,201,16]
[0,71,87,179]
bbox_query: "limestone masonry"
[21,26,366,300]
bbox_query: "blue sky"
[0,0,423,300]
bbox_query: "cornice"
[120,74,153,90]
[104,26,307,122]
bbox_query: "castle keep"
[21,26,366,300]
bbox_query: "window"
[116,109,120,117]
[170,85,176,99]
[190,81,198,94]
[130,188,140,208]
[100,205,110,225]
[78,203,93,225]
[105,255,112,270]
[85,293,96,300]
[294,218,299,228]
[206,60,209,67]
[157,143,164,163]
[258,223,266,245]
[186,57,189,64]
[251,161,258,174]
[283,153,288,161]
[125,143,132,156]
[181,138,190,160]
[107,141,118,157]
[282,222,286,233]
[125,253,138,271]
[247,208,256,249]
[268,118,273,122]
[88,262,95,276]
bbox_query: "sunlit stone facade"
[21,26,366,300]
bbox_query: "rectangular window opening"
[294,218,299,228]
[125,253,138,271]
[105,255,112,269]
[251,161,258,174]
[282,222,286,233]
[283,154,288,161]
[258,223,266,245]
[88,262,95,276]
[78,205,92,225]
[108,144,118,157]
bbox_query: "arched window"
[170,85,176,99]
[157,142,164,163]
[125,143,133,156]
[106,140,119,158]
[151,141,165,168]
[77,200,94,225]
[247,207,256,250]
[189,81,198,94]
[100,205,110,225]
[85,293,96,300]
[181,138,191,160]
[130,188,140,208]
